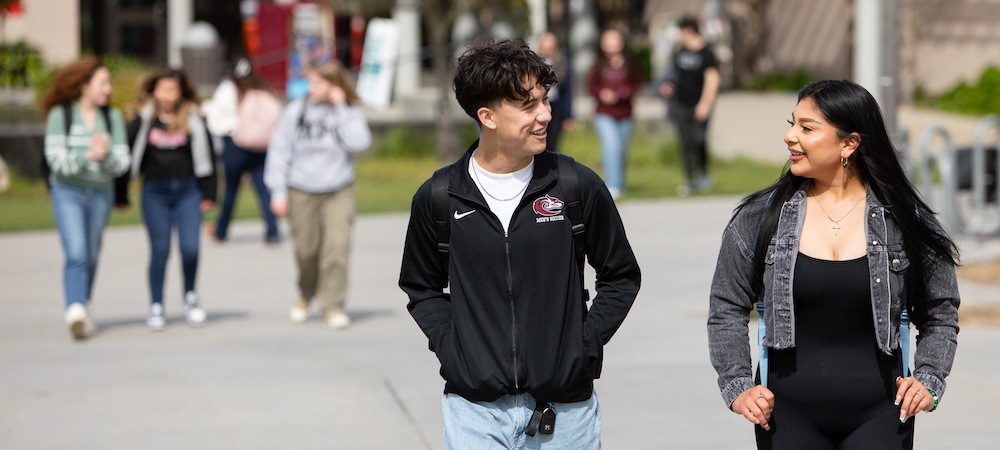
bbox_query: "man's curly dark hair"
[453,38,558,124]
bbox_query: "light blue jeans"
[442,391,601,450]
[592,113,634,193]
[50,182,114,307]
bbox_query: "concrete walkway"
[2,194,999,449]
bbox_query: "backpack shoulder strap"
[100,105,112,133]
[431,167,451,259]
[62,102,73,135]
[556,154,587,298]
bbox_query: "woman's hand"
[271,198,288,217]
[329,85,347,106]
[731,386,775,430]
[200,200,215,213]
[895,376,934,422]
[598,88,619,105]
[86,133,109,161]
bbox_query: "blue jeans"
[592,114,634,192]
[441,392,601,450]
[50,182,114,307]
[141,177,203,304]
[213,137,277,240]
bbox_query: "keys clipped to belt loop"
[525,401,556,437]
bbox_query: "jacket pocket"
[887,248,910,306]
[434,329,463,383]
[764,244,777,265]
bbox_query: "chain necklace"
[810,187,866,236]
[471,158,530,202]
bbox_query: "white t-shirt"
[469,152,533,233]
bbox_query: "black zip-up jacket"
[399,144,641,403]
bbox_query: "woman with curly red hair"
[40,56,131,340]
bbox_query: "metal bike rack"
[913,115,1000,237]
[965,115,1000,236]
[915,125,963,233]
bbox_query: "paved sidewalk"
[1,195,998,449]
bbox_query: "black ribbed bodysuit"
[756,253,913,449]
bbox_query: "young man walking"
[660,15,720,196]
[399,39,641,449]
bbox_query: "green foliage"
[370,125,438,159]
[370,123,480,159]
[927,65,1000,116]
[632,44,653,83]
[742,68,814,92]
[102,55,152,113]
[0,41,45,88]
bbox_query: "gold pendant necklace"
[811,188,865,236]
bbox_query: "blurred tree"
[727,0,771,87]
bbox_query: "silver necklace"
[471,159,529,202]
[811,187,865,236]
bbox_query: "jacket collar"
[449,139,560,205]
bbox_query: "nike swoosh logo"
[454,210,477,220]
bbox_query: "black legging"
[669,101,710,184]
[756,253,913,449]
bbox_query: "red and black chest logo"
[533,195,566,223]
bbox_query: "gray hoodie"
[264,99,371,201]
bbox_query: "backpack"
[40,102,112,189]
[231,90,283,152]
[431,154,589,300]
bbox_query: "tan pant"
[287,186,355,315]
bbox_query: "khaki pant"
[287,186,355,315]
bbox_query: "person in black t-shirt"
[659,15,720,196]
[117,68,217,330]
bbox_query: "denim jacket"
[708,183,960,408]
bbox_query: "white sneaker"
[64,303,88,340]
[84,306,97,335]
[147,303,166,331]
[324,311,351,330]
[183,291,207,327]
[290,299,310,324]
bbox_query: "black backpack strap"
[431,167,451,260]
[556,155,588,300]
[100,105,112,132]
[62,102,72,135]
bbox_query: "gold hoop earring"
[841,157,848,168]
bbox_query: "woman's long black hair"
[737,79,959,320]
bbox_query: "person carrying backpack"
[203,56,283,243]
[117,68,217,331]
[39,56,131,340]
[398,39,641,448]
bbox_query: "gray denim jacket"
[708,183,960,408]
